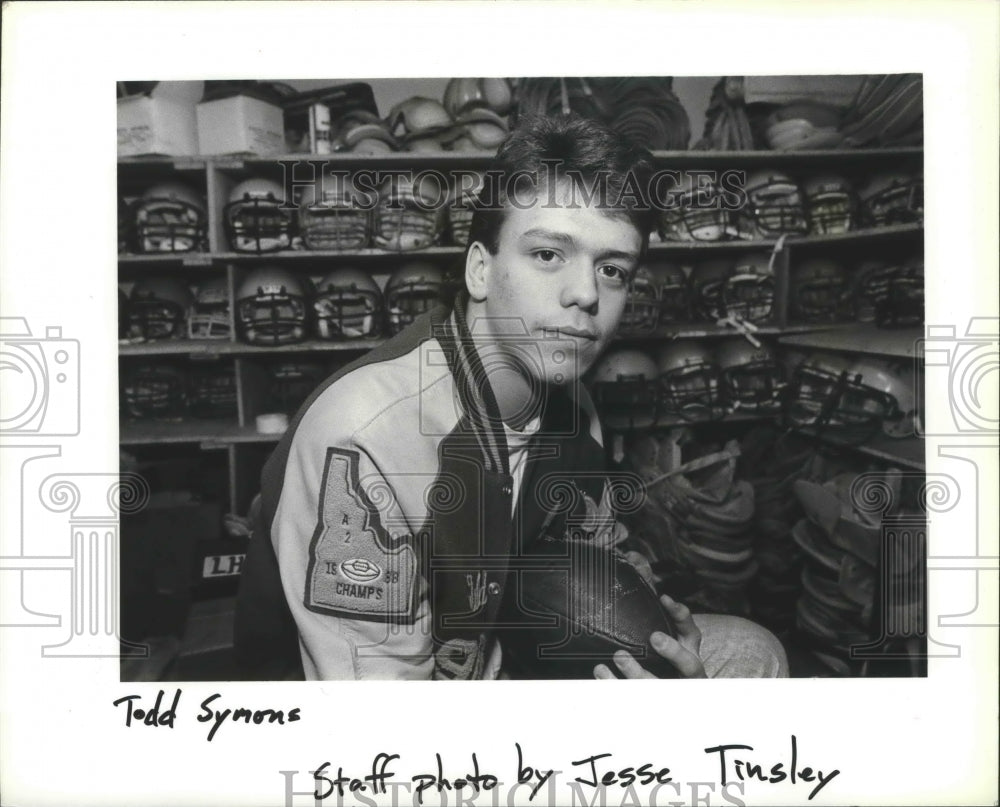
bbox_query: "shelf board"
[119,337,381,357]
[778,325,924,359]
[796,427,925,470]
[211,246,464,263]
[118,252,217,268]
[648,224,921,253]
[117,225,922,268]
[120,418,282,446]
[602,411,770,432]
[118,147,922,170]
[615,323,828,341]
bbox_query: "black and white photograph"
[1,3,997,806]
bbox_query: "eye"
[533,249,560,264]
[597,264,629,284]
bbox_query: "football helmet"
[235,266,310,346]
[385,262,452,334]
[313,267,383,339]
[333,111,399,154]
[121,364,187,419]
[857,171,923,228]
[127,277,194,340]
[267,361,326,415]
[447,108,509,152]
[660,172,733,242]
[386,97,454,152]
[656,341,724,420]
[689,259,732,321]
[649,262,691,324]
[443,77,513,118]
[447,172,486,247]
[875,256,924,328]
[846,358,919,439]
[224,177,295,253]
[373,174,447,251]
[724,252,775,323]
[187,277,231,340]
[618,264,661,335]
[802,175,856,235]
[790,258,849,322]
[735,170,809,240]
[188,364,238,419]
[118,196,132,253]
[297,173,372,251]
[133,182,207,253]
[715,338,785,412]
[784,353,908,443]
[589,348,660,429]
[851,259,893,323]
[118,287,129,340]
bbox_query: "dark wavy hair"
[466,114,657,258]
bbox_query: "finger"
[612,650,656,679]
[593,664,617,680]
[650,631,707,679]
[660,594,701,652]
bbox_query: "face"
[468,182,643,390]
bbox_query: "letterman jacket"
[235,294,633,680]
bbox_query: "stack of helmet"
[631,439,758,616]
[297,173,373,251]
[385,97,455,152]
[224,177,296,253]
[850,254,924,328]
[373,173,448,251]
[791,470,924,675]
[688,253,776,325]
[737,426,825,634]
[331,110,399,155]
[132,182,208,254]
[121,361,237,421]
[784,353,919,445]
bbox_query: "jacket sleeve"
[270,397,434,680]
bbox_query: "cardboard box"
[117,81,203,157]
[197,94,285,156]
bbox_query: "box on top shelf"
[197,92,285,157]
[117,81,204,158]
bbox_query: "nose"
[559,261,599,312]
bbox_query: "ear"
[465,241,491,302]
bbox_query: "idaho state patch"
[305,448,418,622]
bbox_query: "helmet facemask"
[659,363,724,420]
[134,198,206,253]
[122,367,187,419]
[225,196,295,253]
[237,289,308,345]
[723,274,775,323]
[314,287,382,339]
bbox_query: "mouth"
[544,326,598,341]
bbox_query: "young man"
[235,114,787,680]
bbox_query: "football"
[498,541,680,679]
